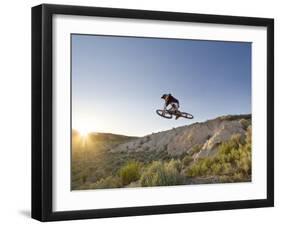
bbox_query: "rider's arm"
[163,101,168,110]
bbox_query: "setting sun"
[77,126,91,138]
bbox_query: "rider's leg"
[171,103,179,112]
[173,103,181,119]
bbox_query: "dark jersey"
[165,95,179,106]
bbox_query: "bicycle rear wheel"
[156,109,173,119]
[180,112,194,119]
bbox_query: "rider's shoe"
[175,114,180,120]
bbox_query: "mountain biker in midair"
[161,93,181,120]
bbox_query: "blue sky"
[72,34,251,136]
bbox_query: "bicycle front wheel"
[156,109,173,119]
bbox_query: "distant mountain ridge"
[72,130,138,152]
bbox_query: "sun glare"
[78,127,91,138]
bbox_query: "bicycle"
[156,108,194,119]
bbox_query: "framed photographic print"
[32,4,274,221]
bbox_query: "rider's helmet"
[161,94,167,99]
[161,93,171,99]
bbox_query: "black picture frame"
[32,4,274,222]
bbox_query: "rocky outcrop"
[110,114,251,158]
